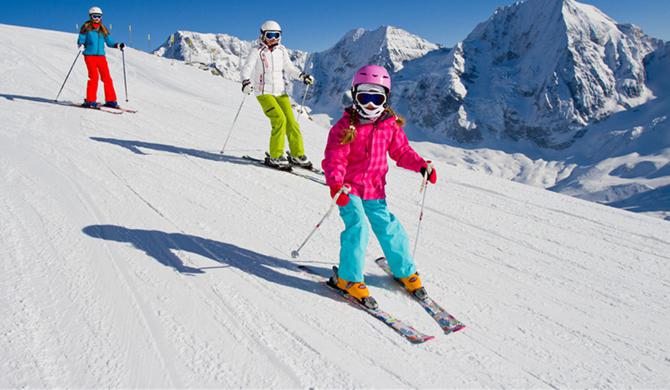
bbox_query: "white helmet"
[260,20,281,33]
[88,6,103,15]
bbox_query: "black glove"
[242,79,254,95]
[117,43,126,51]
[300,73,315,85]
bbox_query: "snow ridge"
[398,0,662,148]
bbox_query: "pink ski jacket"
[322,110,426,200]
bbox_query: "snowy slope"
[2,23,670,388]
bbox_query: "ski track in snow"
[2,24,670,388]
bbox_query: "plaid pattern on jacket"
[322,110,426,200]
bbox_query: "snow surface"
[2,24,670,388]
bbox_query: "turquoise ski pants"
[338,195,416,282]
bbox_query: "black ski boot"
[287,152,313,169]
[264,152,291,171]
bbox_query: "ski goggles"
[90,14,102,19]
[355,92,386,106]
[263,31,281,40]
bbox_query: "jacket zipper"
[271,49,276,95]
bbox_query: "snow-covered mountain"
[546,40,670,217]
[304,26,441,117]
[4,23,670,388]
[154,30,307,84]
[398,0,662,148]
[391,0,669,219]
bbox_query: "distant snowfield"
[2,24,670,388]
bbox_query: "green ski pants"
[256,94,305,158]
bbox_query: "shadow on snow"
[90,136,254,165]
[0,92,68,104]
[82,224,334,295]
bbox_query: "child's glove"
[420,162,437,184]
[242,79,254,95]
[300,73,315,85]
[330,185,350,206]
[117,42,126,51]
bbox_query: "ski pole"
[296,61,312,125]
[412,164,432,260]
[219,94,247,154]
[291,185,350,258]
[54,49,83,102]
[122,48,129,102]
[296,84,310,125]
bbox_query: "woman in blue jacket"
[77,6,125,108]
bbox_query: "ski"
[375,257,465,335]
[298,265,435,344]
[55,101,123,114]
[242,155,326,186]
[112,106,138,114]
[294,164,324,176]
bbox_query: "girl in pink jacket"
[322,65,437,309]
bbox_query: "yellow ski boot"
[328,267,378,309]
[398,272,428,300]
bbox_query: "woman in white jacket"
[240,20,315,169]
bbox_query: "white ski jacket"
[240,42,303,96]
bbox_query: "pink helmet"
[351,65,391,92]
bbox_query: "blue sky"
[1,0,668,52]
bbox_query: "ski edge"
[375,257,465,335]
[114,107,138,113]
[297,265,435,344]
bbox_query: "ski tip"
[444,324,465,335]
[410,335,436,344]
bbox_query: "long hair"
[340,106,405,145]
[80,21,110,36]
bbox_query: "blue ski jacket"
[77,23,117,56]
